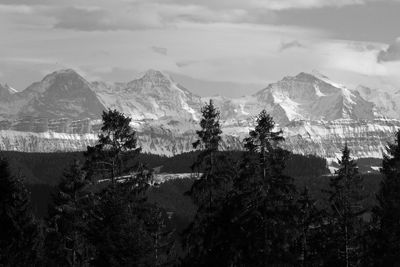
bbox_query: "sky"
[1,0,400,97]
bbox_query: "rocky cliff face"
[0,118,397,159]
[281,119,399,160]
[0,69,398,159]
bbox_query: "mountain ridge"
[0,68,398,159]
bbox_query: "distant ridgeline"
[1,69,400,158]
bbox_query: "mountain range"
[0,69,399,160]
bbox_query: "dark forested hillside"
[5,148,382,250]
[2,150,328,219]
[1,150,330,185]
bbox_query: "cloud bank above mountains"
[1,0,400,95]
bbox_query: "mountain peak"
[0,83,18,95]
[293,72,320,81]
[55,68,77,74]
[283,71,330,83]
[46,68,81,78]
[38,69,84,86]
[142,69,171,81]
[126,69,174,89]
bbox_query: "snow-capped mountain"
[0,69,398,159]
[19,69,106,119]
[92,69,201,121]
[356,85,400,119]
[200,72,375,126]
[252,72,375,123]
[0,69,106,121]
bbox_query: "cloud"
[48,4,253,31]
[51,6,163,31]
[0,0,384,33]
[254,0,367,10]
[176,60,199,68]
[0,4,33,14]
[151,46,168,56]
[279,40,304,51]
[378,38,400,62]
[0,0,53,5]
[163,0,371,11]
[53,7,107,31]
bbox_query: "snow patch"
[328,166,338,174]
[313,83,326,97]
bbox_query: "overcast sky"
[1,0,400,96]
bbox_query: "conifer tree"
[243,109,285,181]
[324,144,366,266]
[84,109,140,182]
[372,130,400,265]
[296,187,326,267]
[223,110,298,266]
[189,99,227,207]
[44,161,93,266]
[87,169,155,266]
[84,110,175,266]
[183,100,236,266]
[0,157,42,266]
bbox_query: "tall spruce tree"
[189,99,228,207]
[183,100,236,266]
[296,187,326,267]
[0,157,42,266]
[44,161,93,267]
[223,110,298,266]
[84,110,175,266]
[372,130,400,265]
[324,144,366,266]
[243,110,284,181]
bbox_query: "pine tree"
[84,109,141,182]
[372,130,400,265]
[243,110,285,181]
[44,161,93,266]
[84,110,175,266]
[296,187,326,267]
[0,157,42,266]
[324,144,366,266]
[183,100,236,266]
[189,99,227,208]
[222,110,298,266]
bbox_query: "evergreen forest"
[1,101,399,266]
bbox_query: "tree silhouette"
[208,110,298,266]
[296,187,326,266]
[324,144,366,266]
[84,110,175,266]
[84,109,141,182]
[44,161,93,266]
[372,130,400,265]
[0,157,42,266]
[183,100,236,266]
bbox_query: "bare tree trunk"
[345,224,349,267]
[302,227,307,267]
